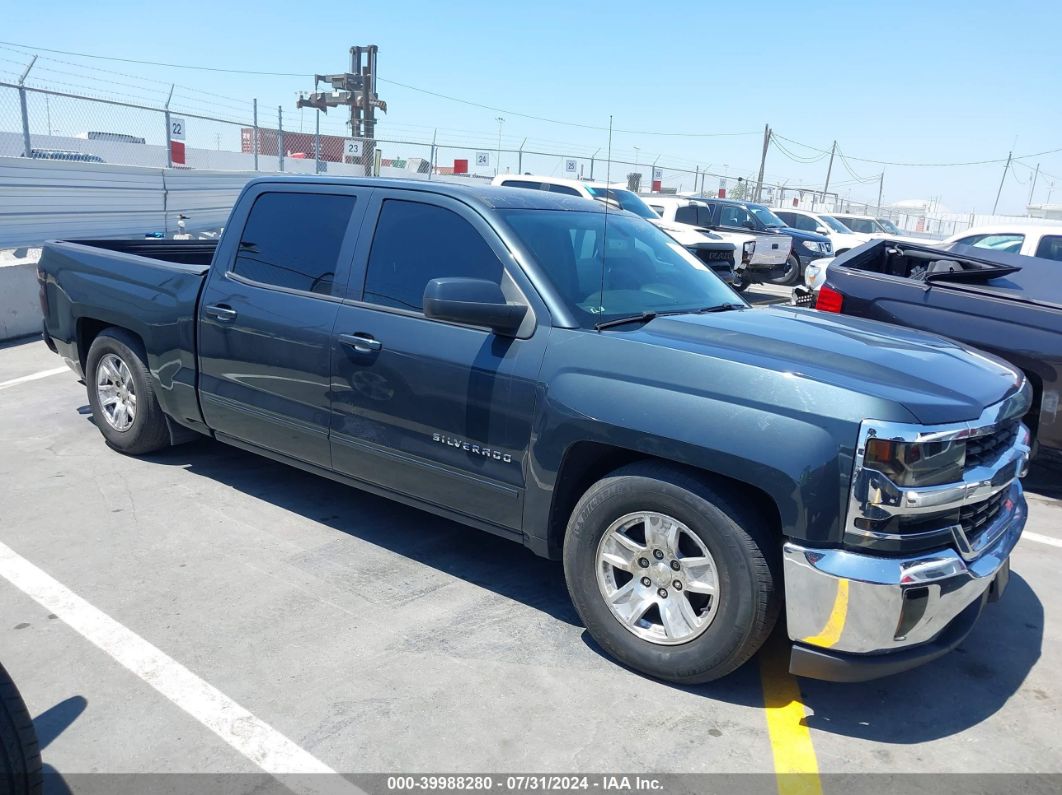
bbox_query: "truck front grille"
[965,421,1019,471]
[959,490,1006,543]
[696,249,735,268]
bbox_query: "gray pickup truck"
[38,177,1030,683]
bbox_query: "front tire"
[85,329,171,455]
[562,462,780,684]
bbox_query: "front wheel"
[562,462,780,683]
[733,272,751,293]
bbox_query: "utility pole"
[495,116,505,176]
[822,140,836,206]
[876,171,884,215]
[754,124,770,202]
[1028,163,1040,209]
[992,151,1012,215]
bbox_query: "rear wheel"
[563,462,780,683]
[771,254,802,286]
[85,329,170,455]
[0,662,42,795]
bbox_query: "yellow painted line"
[759,635,823,795]
[802,578,849,648]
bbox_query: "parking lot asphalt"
[1,328,1060,792]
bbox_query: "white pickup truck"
[491,175,742,284]
[643,196,792,290]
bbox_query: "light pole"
[495,116,505,176]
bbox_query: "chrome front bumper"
[783,480,1025,674]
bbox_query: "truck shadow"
[141,435,1043,739]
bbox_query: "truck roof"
[244,175,610,214]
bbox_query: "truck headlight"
[863,438,966,487]
[742,241,755,263]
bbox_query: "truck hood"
[652,219,731,248]
[626,306,1021,424]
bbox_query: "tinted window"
[956,233,1024,253]
[789,214,819,232]
[549,184,582,197]
[499,179,547,191]
[774,211,796,225]
[234,192,354,294]
[835,217,879,234]
[1035,235,1062,261]
[675,205,699,225]
[719,205,753,228]
[363,200,503,312]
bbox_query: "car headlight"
[805,241,828,254]
[863,437,966,487]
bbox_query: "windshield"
[820,215,853,234]
[836,216,880,234]
[585,187,659,219]
[877,218,901,234]
[748,205,786,228]
[498,209,742,329]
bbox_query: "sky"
[3,0,1061,215]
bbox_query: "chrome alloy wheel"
[595,511,720,645]
[95,353,137,432]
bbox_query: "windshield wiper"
[594,304,746,330]
[594,311,659,331]
[695,303,747,313]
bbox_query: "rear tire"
[85,329,171,455]
[562,462,780,684]
[771,254,803,286]
[0,662,42,795]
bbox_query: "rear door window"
[233,192,356,295]
[675,205,699,225]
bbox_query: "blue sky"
[3,0,1061,214]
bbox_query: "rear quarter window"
[1034,235,1062,261]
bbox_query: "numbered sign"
[169,117,186,141]
[475,152,490,167]
[652,166,662,180]
[344,139,363,158]
[564,158,578,174]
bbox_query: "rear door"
[327,190,549,531]
[197,183,367,467]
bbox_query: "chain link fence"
[4,79,1054,241]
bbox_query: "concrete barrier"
[0,255,41,341]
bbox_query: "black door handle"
[338,333,382,354]
[204,304,238,322]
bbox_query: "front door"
[197,185,366,467]
[328,192,547,530]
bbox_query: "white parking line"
[0,540,364,795]
[1024,531,1062,549]
[0,366,69,391]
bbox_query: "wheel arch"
[542,441,784,560]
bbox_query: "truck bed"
[38,238,214,435]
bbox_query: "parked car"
[938,224,1062,262]
[491,175,738,284]
[694,197,832,286]
[641,195,790,292]
[772,208,870,255]
[813,239,1060,463]
[40,176,1028,684]
[832,213,931,244]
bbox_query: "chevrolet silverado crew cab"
[491,175,740,285]
[39,177,1029,683]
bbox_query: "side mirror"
[742,220,755,230]
[816,226,830,235]
[423,278,527,335]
